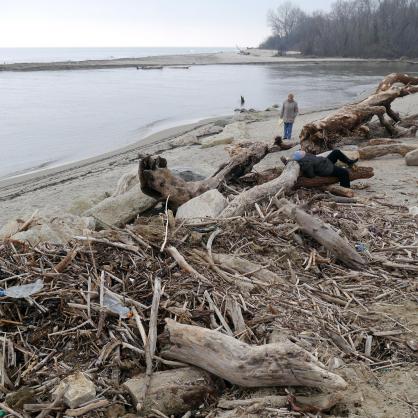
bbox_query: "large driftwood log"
[358,143,417,160]
[300,73,418,154]
[162,319,347,390]
[139,143,269,208]
[220,162,300,218]
[275,198,365,269]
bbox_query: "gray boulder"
[405,148,418,166]
[176,189,227,223]
[84,184,156,227]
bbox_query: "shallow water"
[0,61,415,179]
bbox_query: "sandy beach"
[1,92,417,227]
[0,48,407,72]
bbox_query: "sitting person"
[292,149,358,188]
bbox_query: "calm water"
[0,47,235,64]
[0,61,415,179]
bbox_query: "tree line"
[261,0,418,58]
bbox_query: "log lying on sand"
[300,73,418,154]
[162,319,347,390]
[139,143,269,208]
[358,143,418,160]
[295,166,374,188]
[274,198,365,269]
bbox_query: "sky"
[0,0,333,48]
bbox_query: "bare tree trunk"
[300,73,418,154]
[162,319,347,390]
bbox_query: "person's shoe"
[347,158,358,167]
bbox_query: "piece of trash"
[103,292,131,318]
[0,410,6,417]
[408,206,418,217]
[1,279,44,299]
[406,339,418,351]
[355,243,368,253]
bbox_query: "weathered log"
[300,73,418,154]
[275,198,365,269]
[220,162,300,218]
[295,166,374,188]
[139,143,269,208]
[358,144,418,160]
[162,319,347,390]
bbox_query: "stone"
[172,168,206,182]
[176,190,227,223]
[409,206,418,217]
[53,372,96,409]
[405,148,418,166]
[10,214,95,246]
[123,367,218,416]
[84,184,156,227]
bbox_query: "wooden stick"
[136,277,162,412]
[64,399,110,417]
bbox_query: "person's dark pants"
[283,122,293,139]
[327,150,351,188]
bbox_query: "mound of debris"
[0,187,417,418]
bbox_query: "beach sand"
[0,93,417,226]
[0,48,397,72]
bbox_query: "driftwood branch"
[300,73,418,154]
[162,319,347,389]
[274,198,366,269]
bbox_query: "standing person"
[280,93,298,139]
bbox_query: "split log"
[300,73,418,154]
[139,142,269,208]
[274,198,365,269]
[295,166,374,188]
[162,319,347,389]
[220,162,300,218]
[358,144,417,160]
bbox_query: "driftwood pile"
[0,186,417,417]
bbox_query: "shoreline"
[1,93,417,226]
[0,50,412,72]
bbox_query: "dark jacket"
[297,154,334,177]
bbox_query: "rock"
[405,148,418,166]
[123,367,218,416]
[176,190,227,223]
[53,372,96,409]
[172,168,206,182]
[10,214,95,246]
[84,184,156,227]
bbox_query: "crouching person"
[293,149,358,188]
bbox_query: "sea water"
[0,61,415,179]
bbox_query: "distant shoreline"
[1,50,412,72]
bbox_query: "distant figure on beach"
[280,93,298,139]
[292,149,358,188]
[241,96,245,106]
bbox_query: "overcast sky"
[1,0,333,48]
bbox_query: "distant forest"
[261,0,418,58]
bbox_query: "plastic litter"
[1,279,44,299]
[0,410,6,417]
[355,243,368,253]
[103,292,131,318]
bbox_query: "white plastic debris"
[2,279,44,299]
[103,292,131,318]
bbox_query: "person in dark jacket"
[293,149,358,188]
